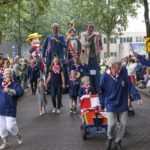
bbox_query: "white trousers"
[0,116,19,138]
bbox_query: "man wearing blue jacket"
[134,52,150,67]
[99,57,143,150]
[42,23,67,77]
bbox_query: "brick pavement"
[0,92,150,150]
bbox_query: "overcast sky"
[126,4,146,33]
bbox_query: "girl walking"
[47,57,65,114]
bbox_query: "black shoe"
[128,106,135,116]
[105,139,112,150]
[115,141,122,150]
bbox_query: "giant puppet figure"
[26,33,44,76]
[42,23,67,80]
[80,23,103,93]
[66,21,81,64]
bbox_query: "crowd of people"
[0,22,146,150]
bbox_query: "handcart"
[80,94,108,140]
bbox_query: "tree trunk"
[143,0,150,59]
[106,33,110,58]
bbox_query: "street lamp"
[18,0,21,57]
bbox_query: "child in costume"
[28,59,40,95]
[79,76,94,98]
[68,70,80,114]
[46,56,66,114]
[37,78,47,116]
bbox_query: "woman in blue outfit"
[0,68,24,149]
[47,56,66,114]
[28,59,40,95]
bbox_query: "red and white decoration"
[80,94,100,110]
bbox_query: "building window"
[127,37,132,42]
[110,37,117,44]
[104,38,107,44]
[120,38,123,43]
[104,52,107,58]
[114,52,117,57]
[136,37,144,42]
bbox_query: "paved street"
[0,92,150,150]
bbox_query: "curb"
[137,88,150,97]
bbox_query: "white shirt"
[126,63,137,76]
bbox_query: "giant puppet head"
[26,33,42,58]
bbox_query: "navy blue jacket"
[69,79,80,97]
[0,79,24,117]
[99,67,141,112]
[79,86,94,98]
[42,34,67,66]
[99,67,128,112]
[137,55,150,67]
[28,65,40,80]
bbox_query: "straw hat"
[25,33,42,42]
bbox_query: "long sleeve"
[15,83,24,98]
[137,55,150,67]
[42,36,49,57]
[99,73,106,109]
[128,78,141,100]
[58,36,67,48]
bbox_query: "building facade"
[101,32,146,60]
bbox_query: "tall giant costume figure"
[80,23,102,93]
[66,22,81,64]
[26,33,44,75]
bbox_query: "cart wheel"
[83,128,88,140]
[83,133,87,140]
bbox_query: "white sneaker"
[17,139,23,145]
[52,108,56,113]
[16,133,23,145]
[0,143,9,150]
[57,109,61,114]
[39,112,43,116]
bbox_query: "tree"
[0,0,52,56]
[69,0,137,57]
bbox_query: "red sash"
[69,42,78,57]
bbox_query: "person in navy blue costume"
[80,23,101,93]
[99,57,143,150]
[68,70,80,114]
[69,57,84,78]
[0,68,24,149]
[28,59,40,95]
[46,56,66,114]
[42,23,67,78]
[134,52,150,67]
[79,76,94,98]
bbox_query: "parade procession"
[1,0,150,150]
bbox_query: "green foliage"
[0,0,139,55]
